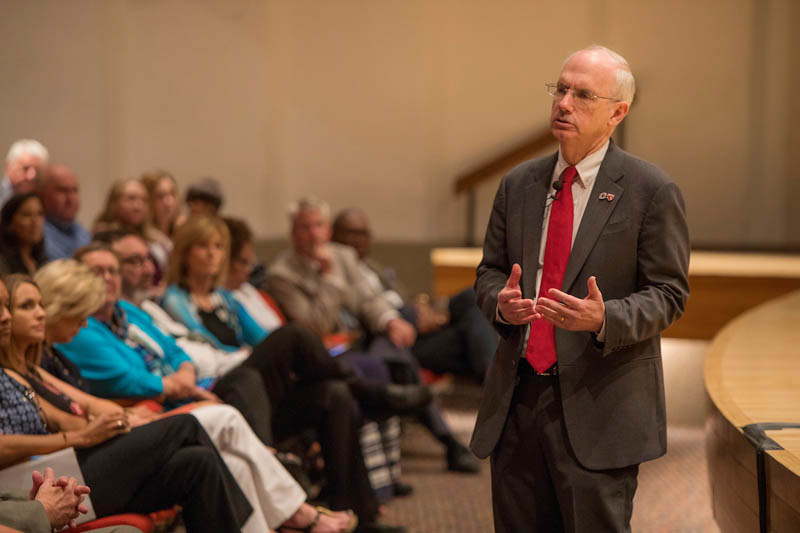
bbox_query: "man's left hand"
[534,276,605,333]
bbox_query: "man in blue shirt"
[40,164,91,260]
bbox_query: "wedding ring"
[560,316,565,323]
[116,420,123,429]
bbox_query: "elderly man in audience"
[267,198,479,474]
[0,139,49,209]
[332,208,497,382]
[39,164,91,260]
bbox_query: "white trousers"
[190,404,306,531]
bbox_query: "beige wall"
[1,0,797,248]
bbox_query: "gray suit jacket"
[0,492,50,533]
[470,140,690,470]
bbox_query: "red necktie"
[525,165,577,372]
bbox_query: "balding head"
[550,45,632,164]
[40,164,80,221]
[562,45,635,104]
[332,207,371,259]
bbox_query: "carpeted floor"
[383,382,721,532]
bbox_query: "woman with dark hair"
[0,275,252,532]
[0,193,47,275]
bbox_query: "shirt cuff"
[596,314,607,341]
[495,304,511,324]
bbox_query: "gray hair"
[564,45,636,105]
[6,139,49,164]
[288,196,331,223]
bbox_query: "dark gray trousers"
[490,367,639,533]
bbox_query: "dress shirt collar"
[553,139,610,190]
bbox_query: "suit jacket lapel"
[562,144,625,293]
[521,154,557,299]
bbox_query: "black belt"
[518,358,558,377]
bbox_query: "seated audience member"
[223,216,412,502]
[267,198,479,473]
[0,193,46,276]
[40,164,91,260]
[59,243,395,533]
[140,169,182,239]
[185,176,223,217]
[92,178,171,279]
[1,139,49,209]
[32,261,358,533]
[332,208,497,381]
[0,277,253,532]
[0,467,142,533]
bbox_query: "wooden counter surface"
[431,249,800,339]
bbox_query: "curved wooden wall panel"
[705,290,800,532]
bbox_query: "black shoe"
[355,523,407,533]
[393,481,414,497]
[382,383,433,414]
[447,442,480,473]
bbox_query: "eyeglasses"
[89,265,120,278]
[119,254,149,267]
[545,82,620,107]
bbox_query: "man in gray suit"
[471,45,690,532]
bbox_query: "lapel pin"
[598,192,614,202]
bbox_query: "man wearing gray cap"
[185,176,224,216]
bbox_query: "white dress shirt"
[498,140,610,342]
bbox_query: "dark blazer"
[470,140,690,470]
